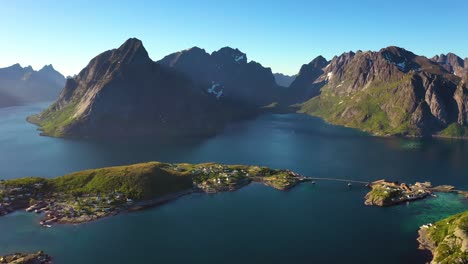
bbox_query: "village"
[190,164,310,193]
[0,163,310,227]
[365,180,436,207]
[0,179,135,226]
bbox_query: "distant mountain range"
[0,64,65,108]
[28,38,468,139]
[273,73,296,87]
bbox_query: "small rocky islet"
[0,251,52,264]
[364,180,468,207]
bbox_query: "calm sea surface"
[0,103,467,264]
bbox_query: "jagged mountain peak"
[308,55,328,68]
[39,64,56,72]
[431,52,466,77]
[212,47,247,64]
[379,46,416,66]
[112,38,151,65]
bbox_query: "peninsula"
[0,162,309,226]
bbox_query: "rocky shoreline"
[416,211,468,263]
[0,251,52,264]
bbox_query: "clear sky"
[1,0,467,76]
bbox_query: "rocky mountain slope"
[158,47,281,107]
[0,64,65,108]
[431,53,468,78]
[28,38,256,138]
[295,47,467,137]
[286,55,328,104]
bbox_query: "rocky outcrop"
[29,38,247,138]
[0,64,65,108]
[0,251,52,264]
[418,211,468,264]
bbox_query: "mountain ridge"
[294,46,466,137]
[0,63,65,108]
[28,38,260,138]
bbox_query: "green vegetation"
[49,162,194,199]
[4,162,194,200]
[261,171,302,190]
[366,185,402,205]
[299,75,421,136]
[439,123,468,138]
[428,211,468,263]
[4,162,304,201]
[27,101,79,137]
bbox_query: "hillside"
[296,47,467,137]
[418,211,468,263]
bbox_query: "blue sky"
[1,0,467,76]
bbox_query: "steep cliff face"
[158,47,280,107]
[286,56,328,103]
[298,47,464,136]
[28,38,243,138]
[0,64,65,107]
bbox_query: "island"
[0,162,309,226]
[0,251,52,264]
[364,180,468,207]
[418,211,468,264]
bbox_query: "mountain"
[285,55,328,104]
[158,47,281,107]
[28,38,252,138]
[0,64,65,107]
[431,53,467,78]
[273,73,296,87]
[295,47,467,137]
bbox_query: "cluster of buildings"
[0,181,44,216]
[191,165,252,193]
[371,180,431,204]
[35,193,134,226]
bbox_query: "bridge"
[305,177,371,185]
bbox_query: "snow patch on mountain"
[235,55,245,63]
[396,62,406,70]
[208,82,223,99]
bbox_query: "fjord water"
[1,103,467,264]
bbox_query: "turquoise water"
[0,103,467,263]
